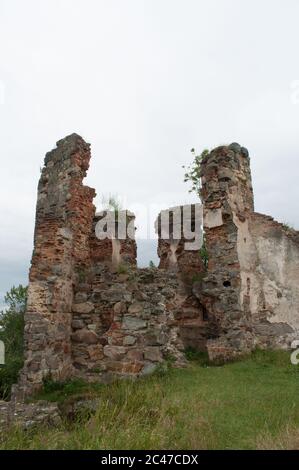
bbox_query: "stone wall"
[15,135,139,398]
[71,265,188,381]
[155,205,211,351]
[15,135,207,399]
[237,212,299,349]
[199,143,299,361]
[14,135,299,399]
[15,134,96,398]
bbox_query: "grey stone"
[101,290,124,302]
[72,319,85,329]
[144,347,163,362]
[241,146,249,158]
[140,363,157,376]
[228,142,241,153]
[254,322,293,336]
[123,335,137,346]
[122,316,147,330]
[123,293,133,302]
[128,302,144,314]
[74,292,88,303]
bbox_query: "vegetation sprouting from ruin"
[183,148,209,196]
[183,149,210,269]
[101,193,123,212]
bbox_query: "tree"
[183,148,209,196]
[0,285,27,399]
[183,149,210,269]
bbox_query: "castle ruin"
[14,135,299,398]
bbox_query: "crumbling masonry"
[14,135,299,398]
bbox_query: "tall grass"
[1,350,299,450]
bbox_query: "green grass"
[1,350,299,450]
[37,377,103,403]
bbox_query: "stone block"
[114,301,127,314]
[72,329,99,344]
[103,345,127,360]
[87,344,104,361]
[122,316,147,331]
[128,302,144,314]
[123,335,137,346]
[140,363,157,376]
[144,347,163,362]
[127,349,144,361]
[72,302,94,314]
[72,319,85,329]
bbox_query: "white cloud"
[1,0,299,288]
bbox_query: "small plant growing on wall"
[282,222,294,231]
[76,267,86,283]
[183,148,209,196]
[117,263,129,274]
[183,150,210,269]
[101,193,123,214]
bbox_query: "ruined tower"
[17,134,96,396]
[199,143,299,361]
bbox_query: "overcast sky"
[1,0,299,305]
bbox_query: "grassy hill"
[1,350,299,450]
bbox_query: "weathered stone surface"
[100,289,125,303]
[72,329,99,344]
[15,134,97,399]
[204,208,223,229]
[72,319,85,329]
[74,292,88,303]
[122,316,147,330]
[144,347,163,362]
[87,344,104,361]
[0,400,61,430]
[72,302,94,314]
[103,345,127,360]
[140,363,157,376]
[128,302,144,314]
[198,143,299,360]
[127,349,144,361]
[71,265,188,379]
[114,301,127,314]
[123,335,137,346]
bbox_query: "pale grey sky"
[1,0,299,303]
